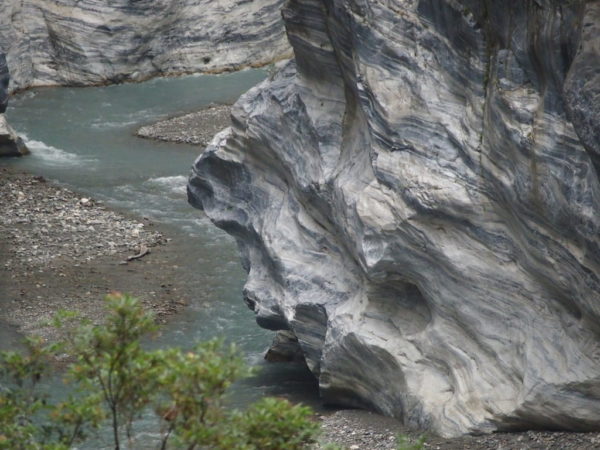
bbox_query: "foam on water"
[90,108,159,130]
[22,135,93,166]
[145,175,188,196]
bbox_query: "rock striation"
[0,54,28,157]
[0,0,291,92]
[189,0,600,438]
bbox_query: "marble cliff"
[0,0,290,92]
[0,53,28,157]
[189,0,600,437]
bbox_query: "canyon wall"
[189,0,600,437]
[0,0,291,92]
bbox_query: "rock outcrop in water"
[189,0,600,437]
[0,0,290,92]
[0,54,28,157]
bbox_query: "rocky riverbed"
[316,409,600,450]
[0,167,190,342]
[136,104,231,146]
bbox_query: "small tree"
[55,293,163,449]
[154,340,251,449]
[51,293,319,449]
[0,337,103,449]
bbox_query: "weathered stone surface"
[0,54,8,113]
[265,330,306,364]
[0,115,29,157]
[189,0,600,437]
[0,53,28,157]
[0,0,291,92]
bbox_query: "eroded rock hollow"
[189,0,600,437]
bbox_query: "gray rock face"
[189,0,600,437]
[0,0,291,92]
[0,53,28,157]
[0,115,29,157]
[0,54,8,113]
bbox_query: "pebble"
[313,410,600,450]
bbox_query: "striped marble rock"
[0,52,28,157]
[0,0,291,92]
[189,0,600,438]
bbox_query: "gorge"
[0,0,291,92]
[189,0,600,438]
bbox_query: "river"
[2,69,320,447]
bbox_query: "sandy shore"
[0,167,190,343]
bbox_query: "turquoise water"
[2,70,319,447]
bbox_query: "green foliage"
[235,397,320,450]
[55,293,162,449]
[396,433,427,450]
[0,337,103,449]
[154,339,252,449]
[1,293,320,450]
[319,444,345,450]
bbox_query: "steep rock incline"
[0,53,28,157]
[0,0,291,92]
[189,0,600,437]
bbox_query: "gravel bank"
[0,168,190,343]
[136,104,231,146]
[316,409,600,450]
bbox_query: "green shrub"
[1,293,319,450]
[396,433,426,450]
[0,337,103,449]
[235,397,319,450]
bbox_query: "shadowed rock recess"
[0,0,290,91]
[189,0,600,437]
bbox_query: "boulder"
[0,53,28,157]
[189,0,600,437]
[0,115,29,157]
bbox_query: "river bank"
[0,167,190,344]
